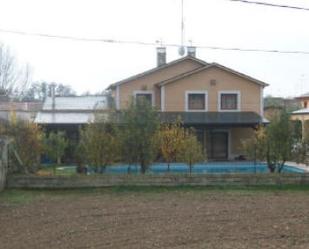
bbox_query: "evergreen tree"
[121,98,160,174]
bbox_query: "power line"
[226,0,309,11]
[1,28,309,55]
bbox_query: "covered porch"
[160,112,267,160]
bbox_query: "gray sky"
[0,0,309,97]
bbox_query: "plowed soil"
[1,188,309,249]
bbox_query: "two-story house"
[107,47,268,160]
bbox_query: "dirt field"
[1,187,309,249]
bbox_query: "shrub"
[44,131,68,164]
[120,98,160,174]
[243,111,294,173]
[79,121,119,173]
[0,117,43,174]
[178,128,204,175]
[43,131,68,174]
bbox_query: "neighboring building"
[291,92,309,139]
[263,96,301,120]
[35,95,107,163]
[0,101,43,123]
[35,95,107,130]
[107,47,269,160]
[263,106,283,121]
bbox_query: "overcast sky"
[0,0,309,97]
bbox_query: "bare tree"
[22,81,76,101]
[0,43,30,97]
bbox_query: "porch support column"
[303,119,309,140]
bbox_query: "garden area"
[2,186,309,249]
[1,100,308,179]
[0,79,309,249]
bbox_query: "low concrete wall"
[7,173,309,189]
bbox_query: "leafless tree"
[0,43,31,98]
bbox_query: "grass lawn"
[37,164,77,176]
[2,185,309,204]
[2,186,309,249]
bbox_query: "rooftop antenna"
[155,38,163,47]
[178,0,185,56]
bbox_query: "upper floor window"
[185,91,208,112]
[304,101,308,109]
[219,91,240,111]
[134,90,154,106]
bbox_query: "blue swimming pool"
[77,162,304,174]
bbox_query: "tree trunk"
[127,165,131,174]
[268,163,276,173]
[278,161,286,173]
[141,159,146,174]
[100,166,106,174]
[0,161,5,192]
[167,162,170,172]
[0,139,9,191]
[53,164,56,175]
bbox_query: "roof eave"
[156,65,211,87]
[157,63,269,88]
[106,55,208,90]
[210,63,269,87]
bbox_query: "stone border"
[6,173,309,189]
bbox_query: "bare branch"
[0,43,31,97]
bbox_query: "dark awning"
[159,112,266,125]
[114,111,267,126]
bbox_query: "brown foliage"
[0,114,43,173]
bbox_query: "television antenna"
[178,0,186,56]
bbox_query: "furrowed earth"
[1,187,309,249]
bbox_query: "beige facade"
[108,55,268,160]
[163,67,262,114]
[115,58,202,109]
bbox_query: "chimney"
[187,46,196,57]
[50,83,56,110]
[156,47,166,67]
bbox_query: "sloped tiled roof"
[292,108,309,115]
[157,63,268,87]
[296,92,309,99]
[35,96,107,124]
[43,96,106,111]
[106,55,208,89]
[35,112,93,124]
